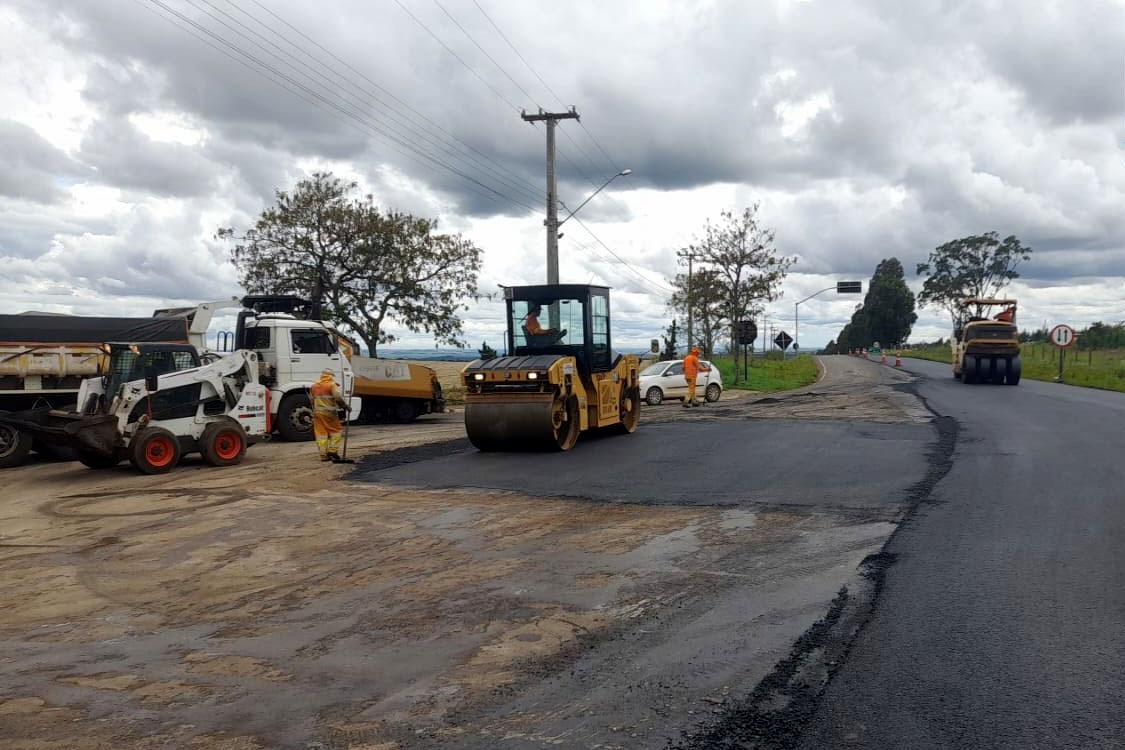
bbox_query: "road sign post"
[774,330,793,352]
[1049,324,1077,382]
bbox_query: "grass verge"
[710,353,820,392]
[902,344,1125,393]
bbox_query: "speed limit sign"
[1049,324,1077,348]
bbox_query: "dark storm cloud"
[975,0,1125,125]
[0,120,90,203]
[78,115,219,197]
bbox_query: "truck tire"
[129,426,181,475]
[200,419,248,467]
[1006,355,1022,385]
[963,356,978,384]
[392,400,420,423]
[276,393,315,442]
[76,449,122,470]
[0,423,32,469]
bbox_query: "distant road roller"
[952,298,1022,385]
[462,284,640,451]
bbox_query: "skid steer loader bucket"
[0,409,120,459]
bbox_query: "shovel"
[332,412,355,464]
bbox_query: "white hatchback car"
[639,359,724,405]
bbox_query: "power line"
[239,0,545,202]
[138,0,540,213]
[431,0,538,107]
[566,214,673,295]
[393,0,522,113]
[192,0,541,206]
[398,0,601,189]
[472,0,620,172]
[211,0,543,206]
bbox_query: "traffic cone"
[895,352,902,367]
[880,353,887,365]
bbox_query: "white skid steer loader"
[0,342,269,474]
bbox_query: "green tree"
[672,205,793,378]
[863,258,917,347]
[220,172,483,356]
[916,232,1032,322]
[669,266,725,357]
[661,320,680,360]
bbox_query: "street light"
[794,281,863,351]
[557,169,632,234]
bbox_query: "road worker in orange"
[682,347,711,408]
[310,368,349,462]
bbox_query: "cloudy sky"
[2,0,1123,351]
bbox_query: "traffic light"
[837,281,862,294]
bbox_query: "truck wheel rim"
[291,406,312,431]
[214,431,242,460]
[145,436,175,467]
[0,425,16,457]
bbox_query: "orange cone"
[895,352,902,367]
[880,353,887,365]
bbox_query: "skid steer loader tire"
[277,393,315,442]
[201,419,248,467]
[129,426,181,475]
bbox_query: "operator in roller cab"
[523,302,566,345]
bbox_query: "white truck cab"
[154,297,357,442]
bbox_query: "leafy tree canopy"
[916,232,1032,321]
[219,172,482,356]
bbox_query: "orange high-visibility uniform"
[526,312,545,335]
[310,374,346,461]
[683,352,702,403]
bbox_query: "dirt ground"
[0,356,924,749]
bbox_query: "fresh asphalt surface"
[366,419,931,510]
[798,358,1125,749]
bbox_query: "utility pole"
[677,249,703,352]
[522,107,579,328]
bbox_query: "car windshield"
[640,362,666,376]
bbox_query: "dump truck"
[461,284,640,451]
[333,335,445,423]
[1,342,268,474]
[0,313,190,468]
[952,298,1022,385]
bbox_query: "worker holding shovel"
[310,369,349,462]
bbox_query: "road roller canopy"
[504,284,615,374]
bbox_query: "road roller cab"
[462,284,641,451]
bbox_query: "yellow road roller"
[462,284,640,451]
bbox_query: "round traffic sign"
[1049,324,1077,348]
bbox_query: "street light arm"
[796,286,841,306]
[557,169,631,228]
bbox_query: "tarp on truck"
[0,315,189,345]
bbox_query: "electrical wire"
[239,0,545,202]
[191,0,543,206]
[138,0,541,213]
[564,217,673,296]
[399,0,601,189]
[471,0,620,172]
